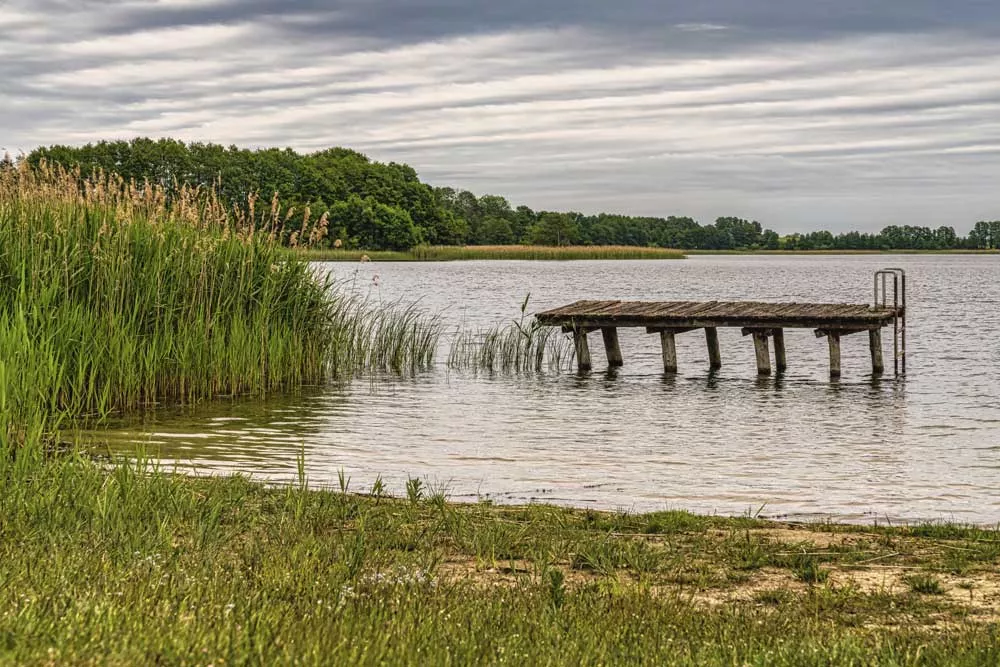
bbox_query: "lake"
[96,255,1000,524]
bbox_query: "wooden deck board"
[536,300,899,330]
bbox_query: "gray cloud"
[3,0,1000,231]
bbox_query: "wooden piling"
[773,329,787,373]
[660,331,678,373]
[827,332,842,377]
[752,332,771,376]
[574,331,592,372]
[601,327,623,367]
[705,327,722,370]
[869,328,884,375]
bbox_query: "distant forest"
[21,138,1000,252]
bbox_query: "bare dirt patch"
[754,526,878,549]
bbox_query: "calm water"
[97,255,1000,524]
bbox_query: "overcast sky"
[3,1,999,232]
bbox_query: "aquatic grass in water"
[448,295,574,373]
[328,295,442,376]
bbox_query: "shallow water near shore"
[94,255,1000,524]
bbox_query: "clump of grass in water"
[448,294,573,373]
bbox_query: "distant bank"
[296,245,686,261]
[294,245,1000,261]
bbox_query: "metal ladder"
[874,269,906,375]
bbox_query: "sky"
[2,1,1000,232]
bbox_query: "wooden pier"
[535,270,907,378]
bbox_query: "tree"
[530,212,579,246]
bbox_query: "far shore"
[294,245,1000,261]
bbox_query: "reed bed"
[300,245,686,261]
[448,296,574,374]
[448,321,573,373]
[329,297,442,375]
[0,163,439,454]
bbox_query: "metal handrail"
[874,268,906,375]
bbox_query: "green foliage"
[28,139,450,251]
[27,137,997,252]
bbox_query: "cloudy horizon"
[3,1,1000,233]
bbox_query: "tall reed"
[0,163,439,454]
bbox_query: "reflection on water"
[91,255,1000,524]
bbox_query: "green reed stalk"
[0,163,440,455]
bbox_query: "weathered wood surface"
[752,332,771,376]
[538,300,899,330]
[705,327,722,370]
[573,332,592,372]
[772,329,787,373]
[601,327,623,367]
[659,331,678,373]
[869,329,884,375]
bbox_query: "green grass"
[298,244,687,261]
[1,456,999,665]
[906,573,946,595]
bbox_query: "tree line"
[19,139,1000,251]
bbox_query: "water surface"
[98,255,1000,524]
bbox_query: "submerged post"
[752,332,771,376]
[601,327,623,367]
[828,332,842,378]
[705,327,722,370]
[773,329,787,373]
[574,331,592,372]
[869,328,884,375]
[660,331,678,373]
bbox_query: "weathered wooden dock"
[536,269,907,378]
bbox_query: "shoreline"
[6,462,999,663]
[293,246,1000,261]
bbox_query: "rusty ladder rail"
[874,268,906,375]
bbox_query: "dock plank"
[536,300,899,330]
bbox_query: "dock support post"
[752,333,771,376]
[601,327,623,367]
[574,331,592,372]
[660,331,678,373]
[828,332,842,378]
[773,329,787,373]
[869,328,884,375]
[705,327,722,370]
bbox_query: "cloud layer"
[3,1,1000,231]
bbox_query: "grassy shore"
[2,458,998,665]
[298,245,686,261]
